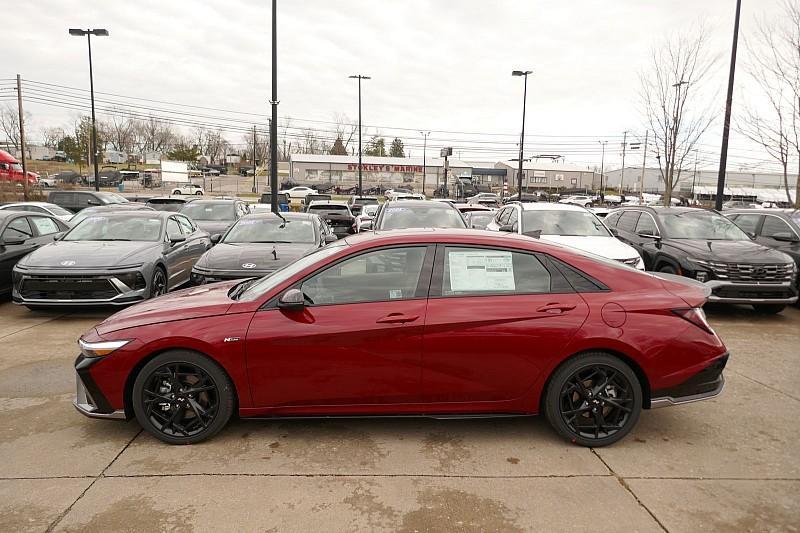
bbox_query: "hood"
[197,242,316,273]
[96,281,238,334]
[195,220,235,236]
[540,235,641,261]
[17,240,161,268]
[666,239,792,264]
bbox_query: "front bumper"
[704,280,798,305]
[650,354,728,408]
[13,266,149,307]
[73,354,127,419]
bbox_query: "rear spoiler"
[651,272,711,307]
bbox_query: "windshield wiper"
[229,278,257,300]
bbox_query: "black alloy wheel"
[150,268,168,299]
[132,351,234,444]
[545,352,642,447]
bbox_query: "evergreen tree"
[389,137,405,157]
[364,136,387,156]
[329,136,348,155]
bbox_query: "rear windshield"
[64,216,163,241]
[181,202,235,221]
[379,206,466,229]
[521,210,610,237]
[308,205,349,212]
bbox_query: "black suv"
[604,206,798,313]
[48,190,129,213]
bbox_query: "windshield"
[238,242,346,301]
[48,205,73,216]
[64,216,163,241]
[521,210,610,236]
[223,218,316,243]
[659,211,750,240]
[362,205,379,216]
[181,202,235,221]
[467,212,495,227]
[378,206,466,229]
[101,193,129,204]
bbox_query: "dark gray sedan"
[12,211,211,308]
[191,212,337,283]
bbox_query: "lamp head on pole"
[349,75,371,80]
[512,70,532,77]
[69,28,109,37]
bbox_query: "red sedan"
[74,230,728,446]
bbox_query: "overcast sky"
[3,0,788,171]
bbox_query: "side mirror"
[278,288,305,311]
[169,235,186,244]
[499,223,517,233]
[87,199,101,206]
[771,232,800,243]
[637,230,660,240]
[324,234,338,244]
[210,233,222,244]
[359,220,374,232]
[1,237,26,246]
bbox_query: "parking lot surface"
[0,301,798,532]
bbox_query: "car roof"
[0,210,32,221]
[81,210,172,219]
[617,205,711,215]
[187,199,240,205]
[308,201,348,206]
[724,209,790,217]
[514,202,587,212]
[342,227,576,251]
[386,200,451,208]
[241,212,317,220]
[1,201,58,208]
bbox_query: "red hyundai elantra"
[74,229,728,446]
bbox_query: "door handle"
[536,303,576,314]
[376,313,419,324]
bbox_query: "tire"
[132,350,235,445]
[752,304,786,314]
[544,352,642,447]
[149,267,168,299]
[657,264,677,274]
[173,190,181,195]
[195,191,203,195]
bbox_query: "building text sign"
[346,164,423,172]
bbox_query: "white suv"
[485,202,644,269]
[171,183,204,195]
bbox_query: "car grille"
[712,286,795,299]
[20,275,118,300]
[698,261,794,283]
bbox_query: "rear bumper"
[650,354,728,408]
[73,354,127,420]
[705,280,797,305]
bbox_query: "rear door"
[0,217,38,291]
[420,245,589,407]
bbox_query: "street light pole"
[598,140,607,204]
[269,0,279,213]
[69,28,108,191]
[349,74,371,196]
[512,70,532,199]
[420,131,430,196]
[716,0,742,210]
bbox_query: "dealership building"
[289,154,472,194]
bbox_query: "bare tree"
[41,127,66,149]
[742,0,800,206]
[640,27,718,204]
[135,116,175,154]
[0,104,25,152]
[101,109,137,153]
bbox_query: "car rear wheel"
[752,304,786,314]
[132,350,235,444]
[545,352,642,447]
[150,267,168,299]
[195,191,203,195]
[173,190,181,195]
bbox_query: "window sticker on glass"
[449,250,515,292]
[389,289,403,299]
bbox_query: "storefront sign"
[346,164,423,172]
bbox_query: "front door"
[246,245,433,409]
[421,245,589,408]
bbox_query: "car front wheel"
[195,191,203,195]
[132,350,235,444]
[545,352,642,447]
[173,190,181,195]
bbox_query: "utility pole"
[269,0,279,212]
[349,74,371,196]
[420,131,430,196]
[619,130,628,193]
[16,75,29,201]
[639,131,649,204]
[252,125,257,193]
[716,0,742,210]
[598,140,607,204]
[691,151,698,203]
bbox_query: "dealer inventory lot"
[0,301,797,531]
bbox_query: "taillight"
[672,308,715,335]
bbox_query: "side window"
[496,207,511,226]
[2,217,33,241]
[166,218,183,240]
[507,208,519,229]
[29,216,61,236]
[301,246,427,305]
[604,211,622,227]
[441,246,551,296]
[617,211,641,232]
[634,214,659,235]
[28,206,47,214]
[731,214,761,235]
[761,216,795,238]
[176,215,194,234]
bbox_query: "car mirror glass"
[210,233,222,244]
[278,288,305,311]
[169,235,186,244]
[499,224,515,232]
[1,237,26,246]
[359,220,373,232]
[324,234,338,244]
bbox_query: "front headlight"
[78,339,130,358]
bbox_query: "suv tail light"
[672,307,715,335]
